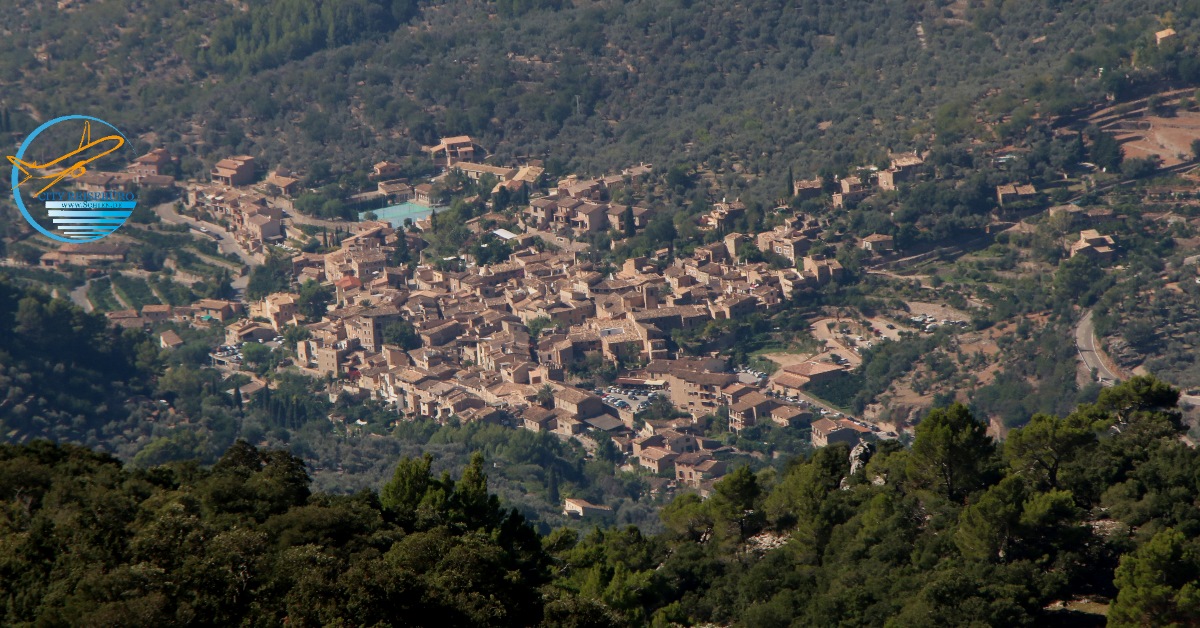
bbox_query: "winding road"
[149,201,255,293]
[1075,310,1200,409]
[1075,310,1121,385]
[69,280,94,312]
[150,202,257,267]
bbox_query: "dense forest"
[0,376,1195,626]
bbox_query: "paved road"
[151,202,257,267]
[69,280,94,312]
[789,389,850,419]
[148,203,253,293]
[150,201,255,289]
[763,363,855,419]
[1075,311,1200,409]
[1075,310,1120,385]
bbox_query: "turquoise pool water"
[360,202,435,226]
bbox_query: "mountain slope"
[2,0,1193,199]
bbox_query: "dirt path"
[867,268,933,286]
[148,280,169,305]
[758,351,817,370]
[109,283,132,310]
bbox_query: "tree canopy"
[3,377,1198,625]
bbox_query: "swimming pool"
[360,201,436,227]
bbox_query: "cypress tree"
[548,469,560,504]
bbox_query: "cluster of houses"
[204,202,873,493]
[518,167,656,237]
[105,298,243,331]
[71,147,178,194]
[359,161,432,209]
[185,136,552,256]
[61,141,916,506]
[788,152,927,209]
[183,156,292,256]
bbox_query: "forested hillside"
[1,377,1196,626]
[0,279,159,444]
[1,0,1197,208]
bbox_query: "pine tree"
[1089,129,1123,172]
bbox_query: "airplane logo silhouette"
[6,120,124,197]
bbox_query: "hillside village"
[9,96,1200,512]
[64,135,979,501]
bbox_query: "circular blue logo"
[8,115,136,243]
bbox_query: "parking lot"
[592,384,665,414]
[905,313,969,332]
[211,336,285,366]
[734,366,770,386]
